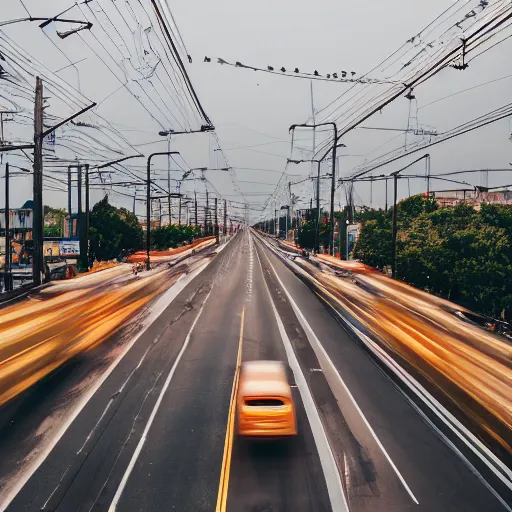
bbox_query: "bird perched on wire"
[204,56,211,62]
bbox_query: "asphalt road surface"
[0,230,509,511]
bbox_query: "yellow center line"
[216,305,245,512]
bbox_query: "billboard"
[0,209,33,230]
[59,240,80,257]
[44,241,61,257]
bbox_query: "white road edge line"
[109,286,214,511]
[254,244,349,512]
[0,247,227,511]
[255,235,420,505]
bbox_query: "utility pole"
[4,162,12,291]
[274,208,278,237]
[223,199,227,235]
[77,164,83,266]
[146,151,180,270]
[204,206,207,235]
[32,77,44,286]
[84,163,90,268]
[67,166,73,237]
[206,191,210,235]
[392,173,398,279]
[167,136,172,225]
[390,154,429,278]
[178,192,182,226]
[314,161,321,253]
[194,191,198,227]
[385,178,388,212]
[426,154,431,197]
[288,181,293,233]
[329,139,338,256]
[215,197,219,243]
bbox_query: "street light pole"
[33,77,44,286]
[146,151,180,270]
[390,154,430,278]
[289,122,339,255]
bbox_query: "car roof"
[239,361,291,399]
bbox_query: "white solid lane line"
[256,237,420,505]
[254,245,349,512]
[108,286,214,511]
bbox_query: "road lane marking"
[257,240,420,505]
[254,246,349,512]
[0,258,220,512]
[108,285,214,511]
[215,306,245,512]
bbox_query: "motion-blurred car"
[237,360,297,437]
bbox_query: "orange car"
[237,361,297,437]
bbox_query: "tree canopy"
[354,195,512,320]
[89,196,143,260]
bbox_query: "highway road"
[0,230,510,511]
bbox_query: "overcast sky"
[1,0,511,222]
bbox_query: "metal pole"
[68,166,72,237]
[385,178,388,212]
[314,161,321,253]
[426,154,430,197]
[204,206,207,235]
[33,77,44,286]
[215,197,219,243]
[223,199,227,235]
[391,173,398,279]
[84,163,90,269]
[346,221,349,261]
[146,156,151,270]
[168,137,171,225]
[5,162,12,291]
[329,128,338,255]
[146,151,180,269]
[178,193,182,225]
[194,191,198,227]
[206,191,209,234]
[77,165,82,218]
[274,208,278,237]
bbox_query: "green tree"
[89,196,143,260]
[43,205,66,237]
[151,224,202,250]
[354,195,512,319]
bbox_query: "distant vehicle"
[237,360,297,437]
